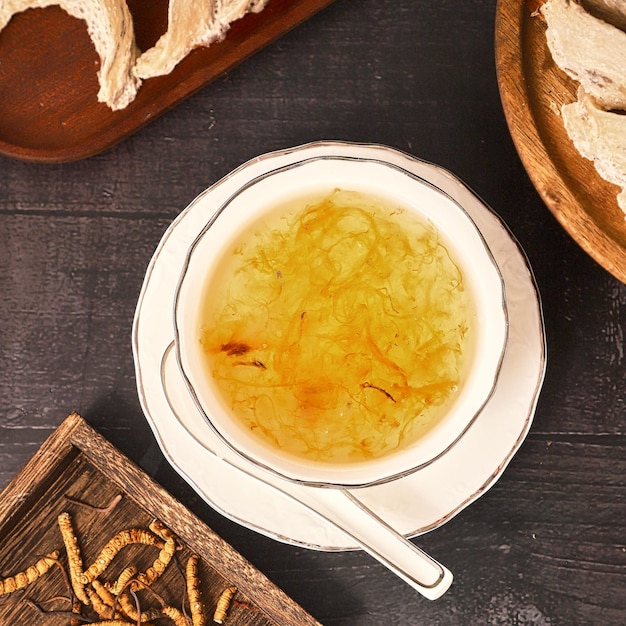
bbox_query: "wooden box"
[0,412,320,625]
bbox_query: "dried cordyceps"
[213,585,237,624]
[7,511,218,625]
[0,551,60,596]
[107,565,138,596]
[89,619,141,626]
[86,585,119,621]
[186,554,205,626]
[57,511,90,605]
[91,578,118,607]
[135,522,178,587]
[162,604,189,626]
[148,519,177,542]
[83,527,165,583]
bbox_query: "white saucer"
[132,142,546,550]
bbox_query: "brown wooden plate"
[0,0,335,163]
[495,0,626,284]
[0,413,320,625]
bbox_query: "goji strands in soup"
[198,190,474,463]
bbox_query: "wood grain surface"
[0,413,319,625]
[495,0,626,284]
[0,0,335,162]
[1,1,625,624]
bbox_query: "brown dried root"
[186,554,205,626]
[43,553,86,626]
[0,551,60,595]
[58,512,90,605]
[213,586,237,624]
[23,599,89,622]
[64,493,123,515]
[47,553,75,601]
[83,528,165,583]
[108,572,166,625]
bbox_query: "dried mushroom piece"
[539,0,626,217]
[541,0,626,110]
[0,0,141,110]
[0,0,273,109]
[133,0,269,80]
[582,0,626,31]
[562,86,626,215]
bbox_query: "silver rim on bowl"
[172,152,509,488]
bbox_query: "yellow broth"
[198,190,474,463]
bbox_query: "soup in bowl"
[174,155,507,487]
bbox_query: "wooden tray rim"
[0,412,320,626]
[494,0,626,285]
[0,0,336,163]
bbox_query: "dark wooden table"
[1,1,625,624]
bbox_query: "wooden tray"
[0,413,320,625]
[0,0,335,163]
[495,0,626,285]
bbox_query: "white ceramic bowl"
[174,151,508,488]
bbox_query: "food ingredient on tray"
[2,507,244,624]
[541,0,626,109]
[0,551,59,595]
[214,585,237,624]
[134,0,269,80]
[581,0,626,30]
[57,510,91,604]
[162,603,191,625]
[65,492,124,513]
[539,0,626,216]
[81,526,166,584]
[186,553,207,626]
[140,520,179,586]
[562,87,626,214]
[0,414,317,625]
[0,0,270,110]
[0,0,140,110]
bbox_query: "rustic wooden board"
[0,0,336,163]
[0,412,320,625]
[495,0,626,285]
